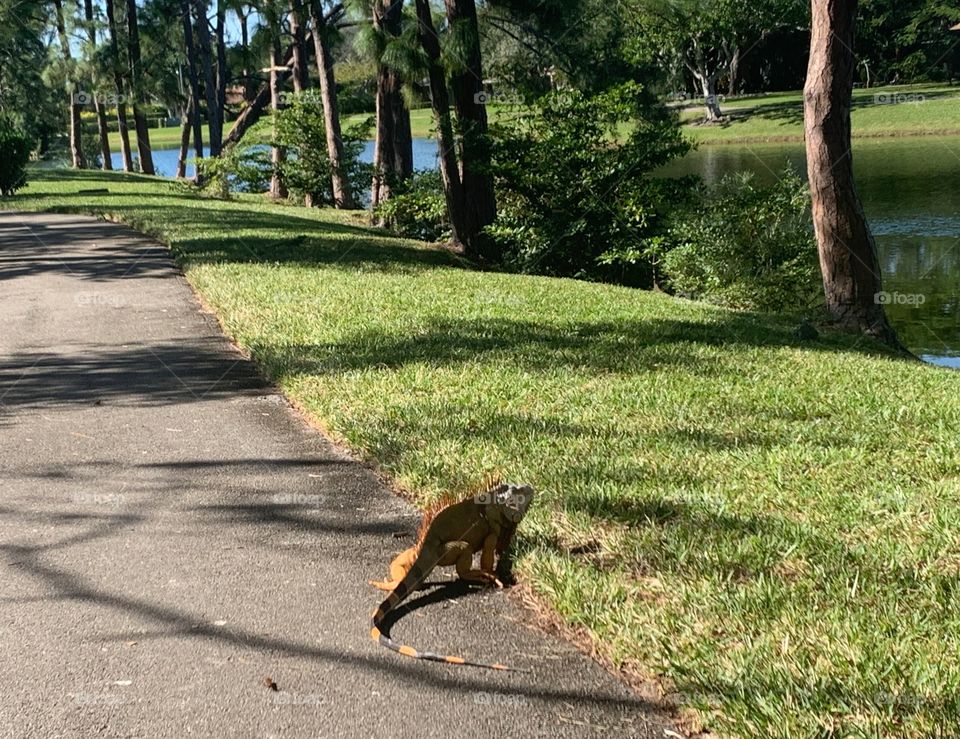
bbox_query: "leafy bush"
[659,169,821,313]
[373,170,448,241]
[275,91,372,206]
[194,142,272,199]
[488,82,692,285]
[0,117,31,196]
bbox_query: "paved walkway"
[0,212,674,738]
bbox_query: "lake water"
[118,135,959,366]
[113,138,440,179]
[662,137,960,367]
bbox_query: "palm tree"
[51,0,87,168]
[308,0,355,207]
[104,0,134,171]
[125,0,155,173]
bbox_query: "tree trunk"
[94,102,113,169]
[195,0,222,156]
[224,35,301,147]
[215,0,227,147]
[83,0,113,169]
[443,0,496,259]
[126,0,155,174]
[289,0,310,93]
[180,0,205,165]
[371,0,413,212]
[414,0,467,246]
[696,71,723,121]
[269,35,288,199]
[52,0,87,169]
[804,0,902,348]
[727,45,741,96]
[176,94,192,178]
[309,0,355,208]
[105,0,133,171]
[239,7,254,100]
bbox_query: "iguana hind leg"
[369,546,418,591]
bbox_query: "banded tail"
[370,578,521,671]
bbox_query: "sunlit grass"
[6,169,960,737]
[679,83,960,143]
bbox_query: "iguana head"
[479,482,535,524]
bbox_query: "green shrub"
[373,170,448,241]
[488,82,692,285]
[659,169,822,313]
[274,91,371,206]
[194,142,272,199]
[0,117,31,196]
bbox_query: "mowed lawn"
[7,169,960,737]
[678,83,960,143]
[105,83,960,156]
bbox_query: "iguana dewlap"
[369,482,535,669]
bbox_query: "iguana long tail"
[370,568,518,671]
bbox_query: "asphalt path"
[0,212,675,738]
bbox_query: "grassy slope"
[8,169,960,737]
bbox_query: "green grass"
[111,83,959,155]
[106,124,206,152]
[7,169,960,737]
[678,83,960,144]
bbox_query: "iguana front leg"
[455,534,503,588]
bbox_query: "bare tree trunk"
[53,0,87,169]
[727,45,741,96]
[804,0,902,348]
[180,0,204,165]
[195,0,222,156]
[414,0,467,246]
[105,0,133,171]
[269,35,288,199]
[126,0,155,174]
[289,0,309,93]
[371,0,413,212]
[176,93,192,178]
[238,7,254,100]
[695,70,723,120]
[215,0,227,145]
[83,0,113,169]
[224,34,301,147]
[443,0,496,259]
[309,0,355,208]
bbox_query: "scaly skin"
[369,482,534,669]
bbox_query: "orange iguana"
[369,481,535,670]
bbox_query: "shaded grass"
[6,169,960,737]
